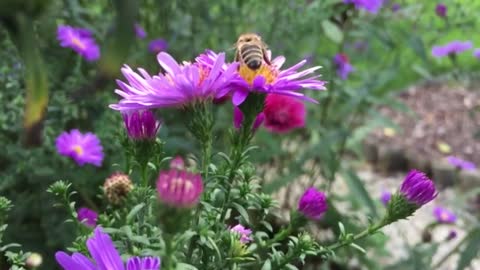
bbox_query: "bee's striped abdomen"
[240,44,263,70]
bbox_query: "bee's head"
[237,33,262,45]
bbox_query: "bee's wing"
[262,46,271,65]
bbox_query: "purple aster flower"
[298,187,328,220]
[474,49,480,59]
[433,206,457,223]
[333,53,354,80]
[431,41,473,57]
[122,110,161,140]
[435,4,447,17]
[110,51,239,111]
[230,224,253,244]
[156,169,203,207]
[55,129,104,167]
[77,207,98,228]
[55,227,161,270]
[148,39,168,53]
[57,25,100,61]
[344,0,384,14]
[447,156,476,171]
[134,23,147,39]
[231,54,326,106]
[380,191,392,206]
[399,170,437,206]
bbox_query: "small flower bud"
[77,207,98,227]
[25,252,42,268]
[230,224,253,244]
[104,173,133,205]
[156,169,203,207]
[298,187,328,220]
[122,110,161,141]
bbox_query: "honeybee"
[234,33,271,70]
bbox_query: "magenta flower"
[380,191,392,206]
[110,52,239,111]
[134,23,147,39]
[148,39,168,53]
[435,4,447,17]
[230,54,326,106]
[169,156,185,170]
[263,94,306,133]
[156,169,203,207]
[400,170,437,206]
[56,227,160,270]
[431,41,473,57]
[344,0,384,14]
[77,207,98,228]
[57,25,100,61]
[333,53,354,80]
[230,224,253,244]
[122,110,161,140]
[298,187,328,220]
[446,156,476,171]
[474,49,480,59]
[55,129,104,167]
[433,206,457,224]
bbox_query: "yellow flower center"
[238,63,277,85]
[72,145,84,156]
[71,37,86,50]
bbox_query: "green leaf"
[321,20,343,43]
[232,202,250,224]
[341,169,378,218]
[456,227,480,270]
[176,263,198,270]
[261,259,271,270]
[127,203,145,222]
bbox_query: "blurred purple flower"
[446,229,457,240]
[380,191,392,206]
[110,52,238,111]
[298,187,328,220]
[433,206,457,223]
[56,227,161,270]
[156,169,203,207]
[431,41,473,57]
[391,3,401,12]
[230,224,253,244]
[134,23,147,39]
[400,170,437,206]
[122,110,161,140]
[170,156,185,170]
[264,94,306,133]
[435,4,447,17]
[55,129,104,167]
[57,25,100,61]
[333,53,354,80]
[344,0,384,14]
[474,49,480,59]
[447,156,476,171]
[148,39,168,53]
[77,207,98,228]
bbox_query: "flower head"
[104,173,134,205]
[156,169,203,207]
[134,23,147,39]
[431,41,473,57]
[298,187,328,220]
[148,39,168,53]
[55,129,104,167]
[474,49,480,59]
[230,224,253,244]
[263,94,306,133]
[56,227,161,270]
[231,54,326,106]
[344,0,384,14]
[433,206,457,224]
[57,25,100,61]
[333,53,354,80]
[447,156,476,171]
[435,4,447,17]
[123,110,161,140]
[380,191,392,206]
[170,156,185,170]
[400,170,437,206]
[110,52,239,111]
[77,207,98,228]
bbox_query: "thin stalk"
[327,222,384,251]
[431,233,470,269]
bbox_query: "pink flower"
[57,25,100,61]
[77,207,98,228]
[55,129,104,167]
[156,169,203,207]
[230,224,252,244]
[263,94,306,133]
[169,156,185,170]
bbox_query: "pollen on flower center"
[440,212,449,221]
[71,37,86,50]
[72,145,84,156]
[238,64,277,85]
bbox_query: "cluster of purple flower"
[57,23,168,61]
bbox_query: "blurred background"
[0,0,479,269]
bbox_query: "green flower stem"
[327,222,384,251]
[140,162,148,187]
[265,224,293,247]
